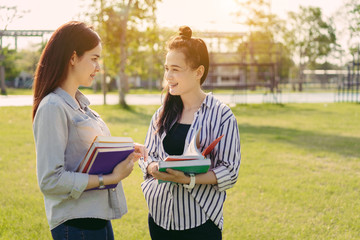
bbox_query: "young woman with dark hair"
[139,26,241,240]
[32,21,145,240]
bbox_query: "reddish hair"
[32,21,100,120]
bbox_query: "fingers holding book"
[129,151,142,163]
[148,163,190,184]
[161,168,190,184]
[112,152,141,181]
[134,143,148,162]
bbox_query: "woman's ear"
[70,51,77,66]
[196,65,205,80]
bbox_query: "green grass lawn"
[0,103,359,239]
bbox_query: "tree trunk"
[118,22,127,106]
[148,53,153,90]
[0,64,6,95]
[299,63,304,92]
[101,63,107,105]
[117,2,132,107]
[118,71,127,106]
[297,49,304,92]
[249,40,257,90]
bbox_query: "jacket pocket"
[73,116,101,146]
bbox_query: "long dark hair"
[32,21,101,120]
[157,26,209,135]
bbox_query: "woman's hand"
[134,143,148,161]
[86,152,141,190]
[110,152,141,183]
[147,162,159,177]
[148,162,190,184]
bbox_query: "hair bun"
[179,26,192,39]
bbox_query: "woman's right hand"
[86,152,141,190]
[110,152,141,183]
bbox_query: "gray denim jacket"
[33,87,127,230]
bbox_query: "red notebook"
[202,135,224,156]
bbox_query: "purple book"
[86,147,135,190]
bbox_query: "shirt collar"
[202,92,213,109]
[54,87,90,110]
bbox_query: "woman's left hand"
[152,168,190,184]
[134,143,148,161]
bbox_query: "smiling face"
[71,43,102,87]
[164,50,202,97]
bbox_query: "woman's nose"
[165,70,172,80]
[95,62,101,72]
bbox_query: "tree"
[88,0,162,106]
[333,0,360,62]
[284,6,337,91]
[0,5,28,94]
[14,44,43,75]
[235,0,286,91]
[1,47,20,80]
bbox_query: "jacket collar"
[54,87,90,110]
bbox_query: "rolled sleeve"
[139,156,159,180]
[34,101,88,199]
[70,173,89,199]
[138,157,150,180]
[139,112,160,180]
[212,115,241,192]
[212,166,232,191]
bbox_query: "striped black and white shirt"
[138,93,241,231]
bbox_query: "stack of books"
[77,136,134,189]
[158,128,223,183]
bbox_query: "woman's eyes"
[165,68,179,72]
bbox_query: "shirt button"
[112,188,116,192]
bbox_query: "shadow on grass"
[240,124,360,158]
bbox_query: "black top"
[64,218,108,230]
[163,123,191,155]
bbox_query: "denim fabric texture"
[51,220,114,240]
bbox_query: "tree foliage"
[285,6,337,67]
[14,44,43,75]
[0,47,20,80]
[88,0,162,106]
[0,5,28,30]
[283,6,337,90]
[235,0,292,90]
[346,0,360,40]
[236,0,283,37]
[338,0,360,57]
[0,5,29,94]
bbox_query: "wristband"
[98,174,105,189]
[183,173,195,189]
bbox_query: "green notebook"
[157,126,225,184]
[158,158,211,184]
